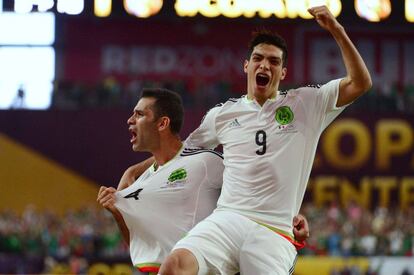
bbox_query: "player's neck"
[152,135,182,167]
[247,92,277,106]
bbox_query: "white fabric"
[173,210,297,275]
[115,148,223,268]
[185,79,345,233]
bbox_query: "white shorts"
[172,210,297,275]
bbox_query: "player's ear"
[158,116,170,132]
[243,59,249,73]
[280,67,287,80]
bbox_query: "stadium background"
[0,0,413,274]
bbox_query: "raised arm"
[308,5,372,107]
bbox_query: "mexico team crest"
[275,106,294,125]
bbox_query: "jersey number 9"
[255,130,267,155]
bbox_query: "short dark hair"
[141,88,184,135]
[247,29,288,67]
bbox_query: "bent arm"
[331,26,372,107]
[117,157,155,190]
[97,186,130,244]
[308,6,372,107]
[110,158,154,244]
[111,208,130,244]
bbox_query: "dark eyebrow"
[269,56,282,62]
[133,109,144,115]
[252,53,281,62]
[252,53,264,58]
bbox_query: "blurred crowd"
[0,205,128,273]
[299,202,414,257]
[0,203,413,273]
[49,78,414,113]
[50,78,238,112]
[0,205,128,258]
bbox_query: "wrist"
[330,23,345,38]
[107,205,119,215]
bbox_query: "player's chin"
[254,85,270,95]
[131,144,140,152]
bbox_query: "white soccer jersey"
[114,147,223,272]
[185,79,345,235]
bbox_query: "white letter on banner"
[14,0,34,13]
[175,0,198,16]
[154,47,176,74]
[57,0,84,15]
[406,0,414,22]
[102,46,125,74]
[94,0,112,17]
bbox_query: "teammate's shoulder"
[293,84,323,91]
[304,84,322,89]
[203,97,242,120]
[180,148,223,160]
[283,83,324,96]
[213,97,242,108]
[279,90,289,97]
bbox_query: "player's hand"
[97,186,117,213]
[292,214,310,243]
[308,5,342,33]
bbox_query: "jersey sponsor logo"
[168,168,187,182]
[228,118,241,128]
[161,168,188,188]
[124,188,144,200]
[275,106,294,125]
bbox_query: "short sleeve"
[203,152,224,189]
[318,78,348,129]
[184,106,221,150]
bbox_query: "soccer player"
[97,88,310,274]
[157,5,372,275]
[97,88,222,273]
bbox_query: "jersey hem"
[135,262,161,273]
[254,220,306,250]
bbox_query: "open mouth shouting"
[129,128,137,143]
[256,73,270,87]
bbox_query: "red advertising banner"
[61,18,414,89]
[61,18,296,89]
[300,27,414,86]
